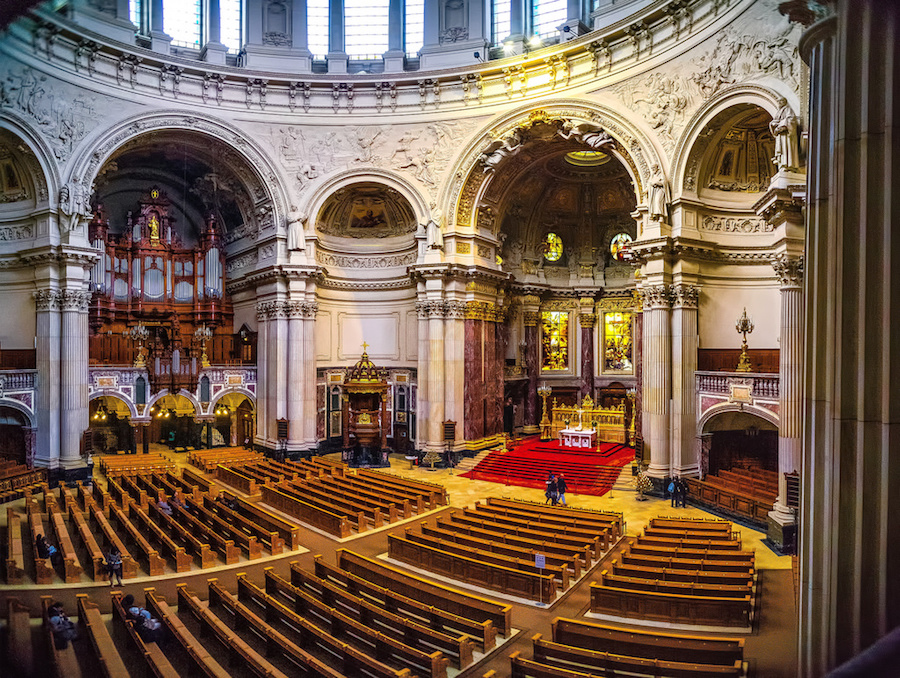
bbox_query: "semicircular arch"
[697,402,779,435]
[0,111,60,208]
[89,391,138,419]
[0,399,36,428]
[210,387,256,410]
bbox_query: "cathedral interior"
[0,0,897,676]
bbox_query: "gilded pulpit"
[341,347,390,467]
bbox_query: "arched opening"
[0,406,29,463]
[211,393,255,448]
[701,410,777,477]
[149,394,197,450]
[89,395,134,455]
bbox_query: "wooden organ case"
[88,187,235,393]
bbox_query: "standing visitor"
[556,474,568,506]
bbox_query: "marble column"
[416,300,430,450]
[383,0,405,71]
[327,0,348,73]
[633,302,644,453]
[149,0,172,52]
[254,304,268,447]
[201,0,228,63]
[301,301,318,449]
[287,302,304,449]
[522,308,540,433]
[578,306,596,400]
[59,289,91,470]
[463,314,483,441]
[483,314,497,437]
[641,284,672,478]
[34,289,61,469]
[789,1,900,673]
[670,284,699,475]
[771,254,803,524]
[270,303,289,441]
[427,302,446,452]
[491,314,507,437]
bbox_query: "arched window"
[130,0,242,52]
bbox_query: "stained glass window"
[542,232,563,262]
[541,311,569,370]
[603,311,633,372]
[610,232,632,261]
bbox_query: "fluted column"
[301,301,318,448]
[671,284,699,475]
[641,284,672,478]
[269,303,288,441]
[444,301,465,448]
[578,300,596,400]
[59,289,91,469]
[772,254,803,522]
[34,289,61,469]
[255,304,268,447]
[287,301,304,450]
[415,300,430,450]
[426,301,446,452]
[789,1,900,673]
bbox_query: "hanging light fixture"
[92,399,109,421]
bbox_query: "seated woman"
[47,602,78,648]
[121,594,163,642]
[35,534,60,564]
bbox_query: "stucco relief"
[700,215,772,233]
[0,66,99,161]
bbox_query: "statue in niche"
[648,165,670,222]
[427,203,444,250]
[58,183,89,233]
[770,102,800,172]
[287,208,306,251]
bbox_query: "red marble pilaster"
[463,318,483,440]
[580,323,595,399]
[483,319,496,437]
[633,311,643,450]
[524,323,539,428]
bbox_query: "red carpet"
[461,438,635,496]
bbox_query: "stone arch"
[210,387,256,410]
[672,84,800,196]
[0,111,58,206]
[0,398,35,428]
[447,100,665,232]
[146,389,203,415]
[89,391,138,419]
[67,110,290,251]
[697,401,779,435]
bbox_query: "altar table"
[559,428,597,449]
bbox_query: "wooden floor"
[0,449,798,677]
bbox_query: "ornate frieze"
[0,225,34,241]
[225,251,258,275]
[315,251,417,268]
[579,313,598,328]
[700,215,773,233]
[772,253,804,288]
[465,301,505,322]
[522,311,540,326]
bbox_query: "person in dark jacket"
[556,474,568,506]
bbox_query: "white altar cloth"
[559,428,597,449]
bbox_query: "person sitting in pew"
[36,533,61,565]
[156,497,173,517]
[170,493,188,510]
[48,602,79,648]
[121,594,163,642]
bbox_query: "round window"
[610,233,633,261]
[542,233,563,262]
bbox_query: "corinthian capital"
[33,289,62,311]
[671,284,700,309]
[772,254,804,288]
[60,289,92,312]
[640,284,672,310]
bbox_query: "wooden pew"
[108,501,166,576]
[176,583,291,678]
[281,479,378,531]
[181,466,218,497]
[286,565,475,668]
[126,499,193,572]
[486,497,624,538]
[311,474,407,521]
[215,464,260,495]
[76,594,129,678]
[611,559,753,587]
[41,595,83,678]
[206,577,346,677]
[235,573,414,678]
[621,549,755,576]
[320,471,419,515]
[260,484,353,538]
[337,548,513,636]
[357,468,448,508]
[148,500,217,568]
[590,580,752,628]
[649,516,734,534]
[634,534,743,552]
[464,505,612,553]
[110,591,179,678]
[87,502,139,579]
[599,569,753,599]
[184,498,262,559]
[202,495,282,555]
[233,494,301,550]
[164,471,207,504]
[68,502,105,582]
[48,501,83,583]
[7,598,33,676]
[144,588,231,678]
[406,527,571,590]
[627,542,755,565]
[6,507,24,583]
[28,506,55,584]
[551,617,745,666]
[310,557,497,651]
[528,634,744,677]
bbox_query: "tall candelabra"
[538,383,552,441]
[735,307,755,372]
[126,323,149,368]
[194,324,213,368]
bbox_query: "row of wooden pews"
[591,516,756,629]
[257,457,449,538]
[99,453,175,478]
[506,617,747,678]
[389,496,623,603]
[189,447,263,472]
[0,463,46,503]
[685,467,778,523]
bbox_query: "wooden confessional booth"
[340,349,391,467]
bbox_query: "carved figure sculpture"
[649,166,670,222]
[558,120,614,150]
[480,127,523,173]
[427,203,444,250]
[770,102,800,172]
[287,208,306,251]
[57,183,88,233]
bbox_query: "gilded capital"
[523,311,540,326]
[579,312,598,328]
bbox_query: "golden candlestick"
[735,307,754,373]
[538,383,552,441]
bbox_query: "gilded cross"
[361,341,369,353]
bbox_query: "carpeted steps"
[454,448,494,473]
[461,441,634,496]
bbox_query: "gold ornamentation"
[579,313,597,328]
[735,307,754,372]
[523,311,540,326]
[456,242,471,254]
